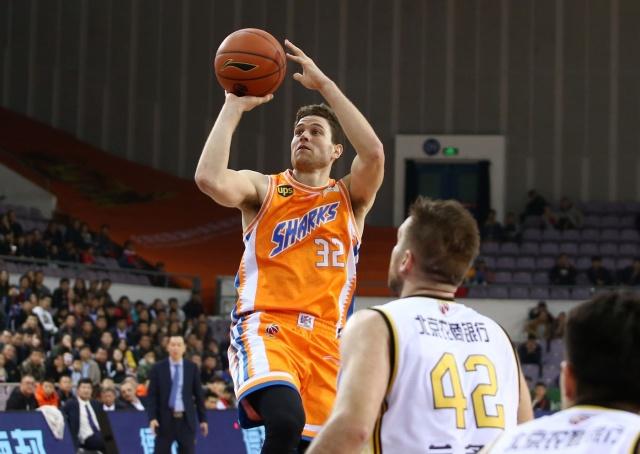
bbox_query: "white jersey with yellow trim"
[484,406,640,454]
[367,296,520,454]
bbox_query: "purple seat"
[480,242,500,254]
[600,229,619,242]
[583,215,602,228]
[621,229,640,242]
[580,229,600,241]
[479,256,496,268]
[571,287,592,300]
[467,286,488,298]
[509,287,530,299]
[521,242,540,255]
[582,201,607,214]
[496,257,516,270]
[576,273,590,285]
[515,256,536,270]
[559,242,578,255]
[494,272,513,284]
[542,229,561,241]
[601,215,620,228]
[532,271,550,285]
[536,257,555,270]
[540,243,560,256]
[542,364,561,387]
[522,229,542,241]
[512,272,533,285]
[616,257,633,270]
[623,202,640,213]
[499,242,520,255]
[487,286,509,299]
[602,257,616,270]
[578,243,598,256]
[523,216,543,228]
[529,287,550,299]
[620,215,636,228]
[549,287,571,299]
[599,243,618,256]
[521,364,541,381]
[561,230,580,241]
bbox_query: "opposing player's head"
[562,292,640,411]
[291,104,344,171]
[388,197,479,296]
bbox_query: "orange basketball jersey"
[232,170,361,332]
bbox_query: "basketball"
[214,28,287,97]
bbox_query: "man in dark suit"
[62,378,118,453]
[147,335,207,454]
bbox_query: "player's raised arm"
[195,92,273,209]
[307,310,390,454]
[285,40,384,212]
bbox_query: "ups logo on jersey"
[277,185,294,197]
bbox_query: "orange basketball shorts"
[229,311,340,439]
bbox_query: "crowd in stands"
[516,301,567,413]
[462,191,640,294]
[0,267,235,412]
[0,206,170,286]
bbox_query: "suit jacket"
[62,397,118,453]
[146,358,206,432]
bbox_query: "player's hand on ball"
[285,39,330,91]
[225,91,273,112]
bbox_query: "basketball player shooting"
[195,39,384,453]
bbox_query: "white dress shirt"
[78,399,99,443]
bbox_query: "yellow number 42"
[430,353,505,429]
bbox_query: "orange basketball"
[214,28,287,97]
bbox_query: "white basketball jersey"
[484,406,640,454]
[365,297,520,454]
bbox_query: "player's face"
[388,217,411,296]
[290,116,340,171]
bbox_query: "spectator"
[521,189,547,221]
[587,256,614,287]
[481,209,503,242]
[201,354,219,384]
[531,382,551,412]
[100,387,124,411]
[117,380,145,411]
[556,197,583,230]
[33,296,58,338]
[136,350,156,384]
[118,240,139,269]
[183,292,204,320]
[62,378,113,452]
[79,345,101,385]
[5,374,38,410]
[21,348,46,382]
[550,311,566,339]
[0,352,7,382]
[80,246,96,265]
[45,353,69,383]
[94,347,109,382]
[617,258,640,286]
[549,254,577,285]
[525,307,554,342]
[541,205,558,230]
[502,211,521,243]
[2,344,21,382]
[31,271,51,298]
[517,334,543,377]
[465,259,495,286]
[204,392,220,410]
[95,224,116,257]
[51,278,71,311]
[6,210,23,237]
[57,375,74,407]
[105,348,128,384]
[35,378,60,408]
